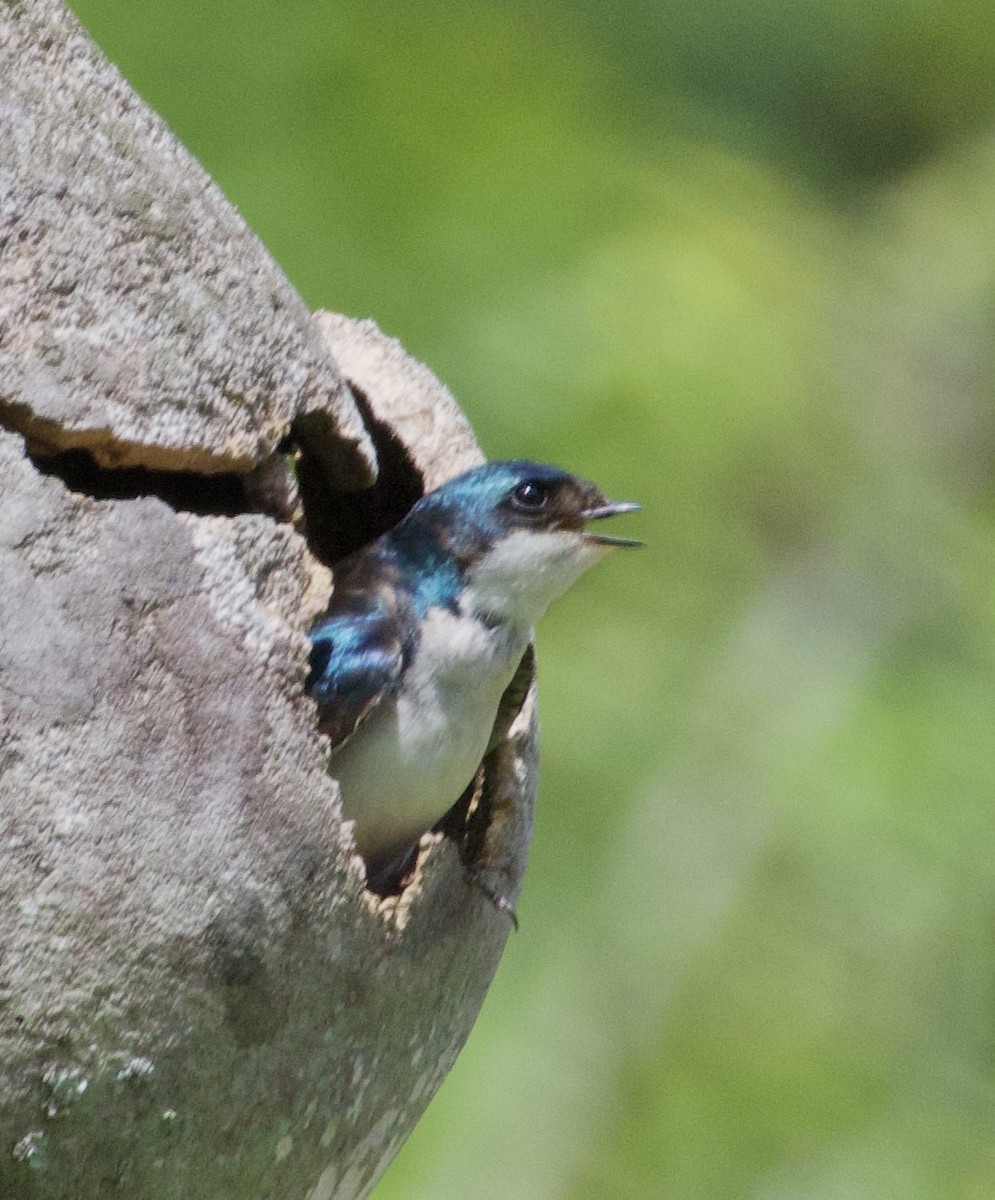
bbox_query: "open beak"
[580,500,643,547]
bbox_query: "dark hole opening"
[288,383,425,566]
[28,447,259,517]
[17,379,427,559]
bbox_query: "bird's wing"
[306,608,407,752]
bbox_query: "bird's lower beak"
[580,500,643,547]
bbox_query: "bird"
[306,459,641,901]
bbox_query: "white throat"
[462,528,607,630]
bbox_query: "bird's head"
[402,460,641,628]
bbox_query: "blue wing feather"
[305,500,462,751]
[307,609,406,751]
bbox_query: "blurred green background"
[66,2,995,1196]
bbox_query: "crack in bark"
[25,446,272,517]
[0,380,428,564]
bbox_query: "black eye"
[512,481,550,511]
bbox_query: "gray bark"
[0,5,535,1198]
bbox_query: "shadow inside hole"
[27,446,257,516]
[20,379,427,557]
[289,383,425,567]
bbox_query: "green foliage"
[67,1,995,1196]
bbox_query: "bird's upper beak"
[579,499,643,547]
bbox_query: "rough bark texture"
[0,5,536,1199]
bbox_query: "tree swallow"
[306,460,641,899]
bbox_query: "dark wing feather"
[306,607,406,752]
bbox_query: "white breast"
[329,606,528,862]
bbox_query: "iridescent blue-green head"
[394,460,641,627]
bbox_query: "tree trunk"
[0,4,536,1197]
